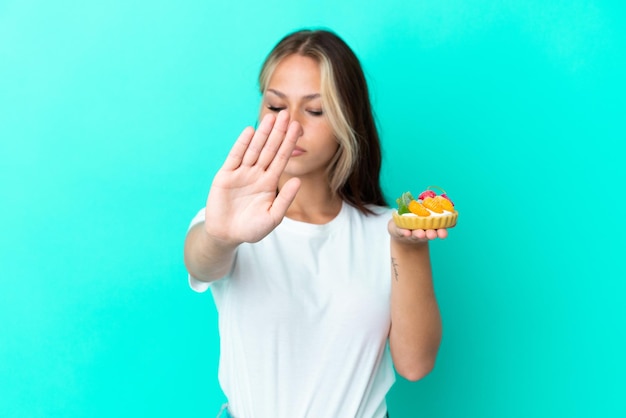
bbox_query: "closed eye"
[307,109,323,116]
[267,105,284,112]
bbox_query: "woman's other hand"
[387,219,448,243]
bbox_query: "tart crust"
[392,210,458,230]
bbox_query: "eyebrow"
[267,89,321,101]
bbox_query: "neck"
[280,176,342,224]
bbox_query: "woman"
[184,29,446,418]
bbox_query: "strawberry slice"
[418,190,437,200]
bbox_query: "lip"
[291,147,305,157]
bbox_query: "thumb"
[269,177,301,222]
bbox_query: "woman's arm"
[388,224,446,381]
[183,110,302,283]
[184,223,239,283]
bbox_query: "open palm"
[204,111,302,245]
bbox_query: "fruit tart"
[392,185,458,230]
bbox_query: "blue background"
[1,1,625,417]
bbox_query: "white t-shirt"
[189,202,395,418]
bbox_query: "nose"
[288,109,306,128]
[293,120,304,138]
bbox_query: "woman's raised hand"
[204,110,303,245]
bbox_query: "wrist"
[390,236,430,252]
[201,227,241,253]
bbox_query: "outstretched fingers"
[220,110,300,176]
[256,111,291,169]
[239,113,277,167]
[270,177,301,221]
[266,119,303,175]
[221,126,256,171]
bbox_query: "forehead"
[266,54,322,94]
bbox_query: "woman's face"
[259,54,339,182]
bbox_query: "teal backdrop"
[1,1,625,417]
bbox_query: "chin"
[284,162,329,180]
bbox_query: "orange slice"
[422,197,444,213]
[434,195,454,211]
[408,200,430,217]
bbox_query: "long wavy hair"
[259,29,387,214]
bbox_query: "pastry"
[392,185,458,230]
